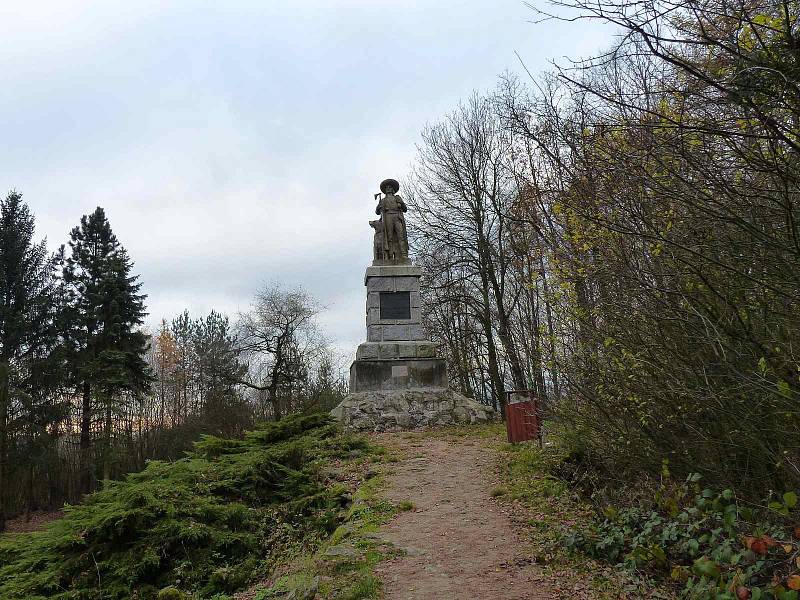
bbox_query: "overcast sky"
[1,1,612,357]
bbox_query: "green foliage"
[494,434,663,598]
[62,206,153,400]
[339,573,381,599]
[566,473,800,599]
[0,191,65,529]
[0,414,367,599]
[397,500,414,512]
[61,206,153,491]
[157,588,188,600]
[490,486,508,497]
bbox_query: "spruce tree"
[62,207,152,492]
[0,191,60,532]
[193,311,248,436]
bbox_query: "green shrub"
[567,472,800,599]
[157,588,187,600]
[0,413,368,599]
[397,500,415,512]
[490,486,507,497]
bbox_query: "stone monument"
[331,178,495,431]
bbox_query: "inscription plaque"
[379,291,411,320]
[391,365,409,377]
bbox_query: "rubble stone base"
[330,388,497,432]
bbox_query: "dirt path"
[374,432,554,600]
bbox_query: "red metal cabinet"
[505,396,541,444]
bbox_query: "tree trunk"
[484,323,505,417]
[25,460,34,522]
[539,257,561,402]
[484,252,527,391]
[477,253,506,415]
[80,380,93,494]
[0,361,9,533]
[269,369,282,422]
[102,399,112,481]
[495,316,526,390]
[476,288,505,415]
[268,334,287,421]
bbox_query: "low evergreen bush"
[0,413,366,599]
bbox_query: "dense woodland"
[407,0,799,500]
[0,200,346,531]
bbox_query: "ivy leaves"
[567,475,800,599]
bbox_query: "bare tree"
[235,283,325,421]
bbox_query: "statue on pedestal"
[328,176,497,431]
[373,178,408,261]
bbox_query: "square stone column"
[350,262,448,392]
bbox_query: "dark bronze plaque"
[379,291,411,320]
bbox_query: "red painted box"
[505,394,541,444]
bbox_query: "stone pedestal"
[350,261,447,393]
[350,359,448,392]
[333,258,496,431]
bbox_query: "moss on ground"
[252,447,406,600]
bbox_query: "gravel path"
[374,432,554,600]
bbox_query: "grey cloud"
[1,0,613,359]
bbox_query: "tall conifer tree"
[62,207,151,492]
[0,191,60,532]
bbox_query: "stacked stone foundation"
[332,389,496,433]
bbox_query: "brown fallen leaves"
[735,586,751,600]
[788,574,800,591]
[742,534,782,555]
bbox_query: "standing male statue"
[375,178,409,260]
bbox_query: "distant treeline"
[0,195,346,531]
[409,0,799,498]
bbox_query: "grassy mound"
[0,413,369,600]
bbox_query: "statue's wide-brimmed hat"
[380,178,400,193]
